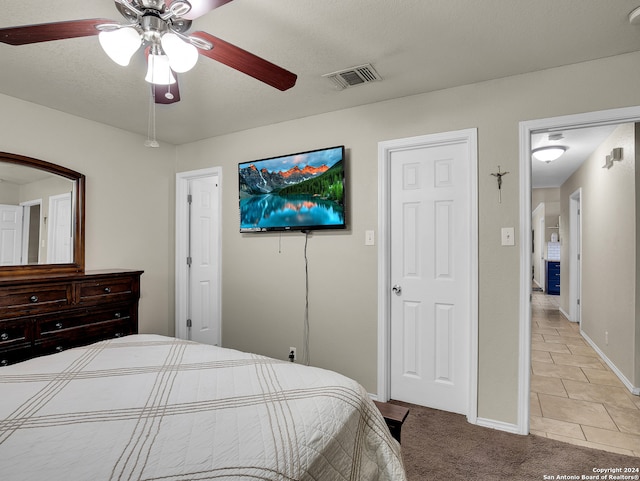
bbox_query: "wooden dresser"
[0,269,143,366]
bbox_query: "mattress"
[0,334,406,481]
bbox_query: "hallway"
[530,291,640,456]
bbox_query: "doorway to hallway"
[519,105,640,435]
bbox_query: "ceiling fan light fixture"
[532,146,567,163]
[98,26,141,67]
[161,32,199,73]
[145,52,177,85]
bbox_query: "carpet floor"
[393,401,640,481]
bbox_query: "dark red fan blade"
[0,19,113,45]
[191,31,297,91]
[169,0,235,20]
[154,80,181,105]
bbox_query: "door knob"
[392,284,402,295]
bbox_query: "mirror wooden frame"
[0,152,85,277]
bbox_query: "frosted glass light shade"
[532,146,567,163]
[161,32,199,73]
[99,27,141,67]
[145,54,177,85]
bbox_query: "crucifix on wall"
[490,166,509,203]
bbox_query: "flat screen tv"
[239,145,346,232]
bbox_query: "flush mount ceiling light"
[532,146,567,163]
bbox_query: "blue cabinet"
[546,261,560,295]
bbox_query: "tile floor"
[530,290,640,456]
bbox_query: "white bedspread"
[0,334,406,481]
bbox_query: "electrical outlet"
[605,331,609,345]
[289,347,297,362]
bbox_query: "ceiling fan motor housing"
[140,0,166,9]
[141,14,166,43]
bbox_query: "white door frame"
[377,128,478,424]
[175,167,222,341]
[569,189,582,324]
[518,105,640,435]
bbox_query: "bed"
[0,334,407,481]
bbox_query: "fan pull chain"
[145,87,159,148]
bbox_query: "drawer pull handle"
[55,346,64,352]
[55,322,63,329]
[29,295,39,303]
[114,312,121,319]
[0,333,8,341]
[104,287,112,294]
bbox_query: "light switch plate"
[365,230,375,246]
[501,227,515,246]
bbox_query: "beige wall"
[176,51,640,424]
[0,181,19,204]
[560,123,636,384]
[4,49,640,427]
[0,93,176,336]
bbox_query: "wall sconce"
[602,147,623,169]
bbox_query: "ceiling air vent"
[323,64,382,90]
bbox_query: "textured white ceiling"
[2,0,640,145]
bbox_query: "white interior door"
[0,204,23,265]
[389,136,474,415]
[47,193,72,263]
[175,168,222,346]
[188,176,220,345]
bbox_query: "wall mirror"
[0,152,84,277]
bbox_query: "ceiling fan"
[0,0,297,105]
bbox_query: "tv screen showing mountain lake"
[239,147,345,232]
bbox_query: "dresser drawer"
[78,277,135,303]
[35,319,132,356]
[0,345,33,367]
[37,306,132,337]
[0,318,32,347]
[0,284,71,315]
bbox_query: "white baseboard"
[475,417,523,435]
[581,330,640,395]
[558,306,572,322]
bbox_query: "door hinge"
[577,299,580,305]
[187,194,192,204]
[186,319,192,328]
[187,256,192,266]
